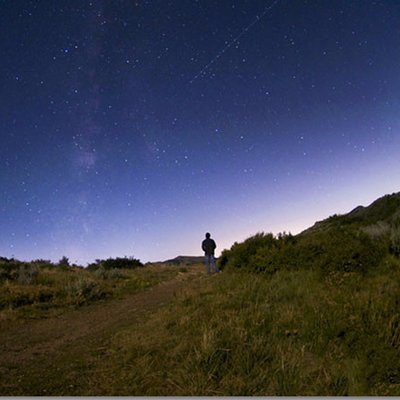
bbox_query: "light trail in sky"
[189,0,282,84]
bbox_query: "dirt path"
[0,265,206,395]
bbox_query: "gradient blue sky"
[1,0,399,264]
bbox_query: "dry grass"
[0,263,182,321]
[2,259,400,395]
[85,260,400,395]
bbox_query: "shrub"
[220,228,386,275]
[15,264,39,285]
[58,256,70,267]
[299,227,386,273]
[0,284,55,310]
[94,265,108,279]
[64,277,108,305]
[0,259,23,281]
[94,265,126,280]
[31,259,54,267]
[0,267,10,281]
[220,233,277,271]
[88,256,143,270]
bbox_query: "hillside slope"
[219,192,400,274]
[303,192,400,239]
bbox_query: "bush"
[87,256,143,271]
[0,284,55,310]
[298,227,386,273]
[220,228,386,275]
[31,259,54,267]
[219,233,278,271]
[0,259,23,281]
[94,265,126,280]
[94,265,108,279]
[15,264,39,285]
[64,276,109,306]
[58,256,70,267]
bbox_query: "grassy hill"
[219,192,400,275]
[303,191,400,237]
[154,255,205,266]
[1,191,400,395]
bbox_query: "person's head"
[205,232,211,239]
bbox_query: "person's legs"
[210,255,219,273]
[204,255,211,274]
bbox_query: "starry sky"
[1,0,400,265]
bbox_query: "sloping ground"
[302,192,400,236]
[0,265,206,395]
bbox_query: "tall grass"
[0,261,182,319]
[87,258,400,395]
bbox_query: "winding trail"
[0,265,206,395]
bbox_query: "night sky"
[1,1,400,265]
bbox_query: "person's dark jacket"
[202,238,216,256]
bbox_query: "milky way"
[1,1,399,264]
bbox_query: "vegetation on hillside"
[218,228,387,274]
[219,192,400,275]
[89,258,400,395]
[0,256,175,320]
[87,256,143,270]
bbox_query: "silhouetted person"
[202,232,219,275]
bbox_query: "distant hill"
[164,256,206,265]
[150,255,206,266]
[219,191,400,273]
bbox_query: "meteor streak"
[189,0,282,84]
